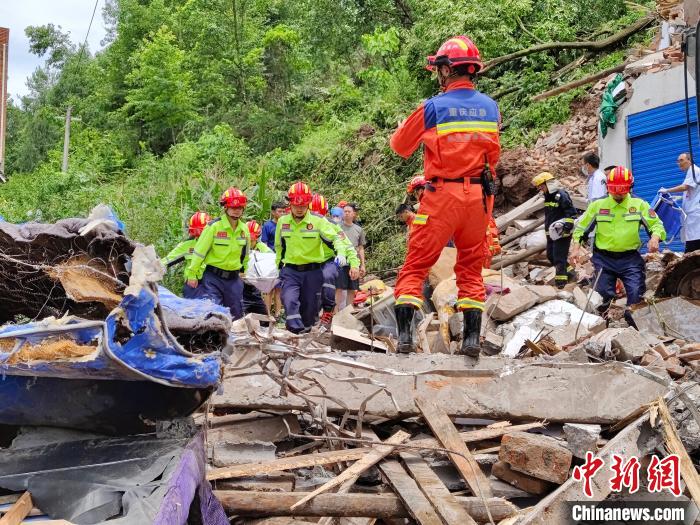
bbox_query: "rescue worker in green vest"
[531,172,578,289]
[162,211,211,299]
[309,193,360,326]
[275,181,360,334]
[570,166,666,328]
[186,187,251,319]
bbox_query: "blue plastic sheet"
[652,192,686,244]
[0,285,224,389]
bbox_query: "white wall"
[599,64,695,168]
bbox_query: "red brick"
[491,460,553,496]
[499,431,572,484]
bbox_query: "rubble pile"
[200,199,699,524]
[496,93,602,208]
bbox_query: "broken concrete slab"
[428,247,457,288]
[499,432,572,484]
[572,286,603,313]
[524,285,557,304]
[215,351,670,424]
[331,324,389,352]
[611,327,650,362]
[562,423,601,459]
[202,413,301,444]
[488,287,540,322]
[211,440,277,468]
[491,460,553,496]
[632,297,700,342]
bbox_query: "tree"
[123,26,198,152]
[25,24,76,69]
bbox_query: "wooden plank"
[207,448,370,481]
[400,452,478,525]
[653,398,700,504]
[291,430,410,509]
[494,194,544,231]
[214,490,518,522]
[379,461,444,525]
[411,421,544,450]
[0,492,32,525]
[415,396,492,499]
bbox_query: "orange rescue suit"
[391,80,501,311]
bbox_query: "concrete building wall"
[599,64,694,168]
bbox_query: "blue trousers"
[592,250,646,307]
[280,266,323,332]
[183,282,200,299]
[199,269,244,320]
[320,259,338,312]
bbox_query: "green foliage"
[2,0,657,270]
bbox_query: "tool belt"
[206,266,240,280]
[593,247,638,259]
[284,262,322,272]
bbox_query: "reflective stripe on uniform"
[322,283,336,290]
[396,295,423,308]
[286,314,302,320]
[193,251,206,259]
[436,120,498,135]
[555,275,568,280]
[413,214,428,225]
[455,297,484,311]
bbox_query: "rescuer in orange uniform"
[390,36,501,357]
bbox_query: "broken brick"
[500,431,573,484]
[491,460,554,496]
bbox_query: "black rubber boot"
[395,305,415,354]
[623,309,639,330]
[459,309,482,358]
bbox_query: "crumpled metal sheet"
[0,431,226,525]
[655,251,700,299]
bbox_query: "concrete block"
[525,285,558,304]
[664,356,686,379]
[483,331,504,354]
[640,350,664,368]
[563,423,601,459]
[492,460,554,496]
[611,327,649,362]
[572,286,602,313]
[489,287,540,321]
[211,440,276,468]
[653,343,678,360]
[500,431,572,484]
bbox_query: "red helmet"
[288,181,313,206]
[247,220,261,240]
[426,36,483,74]
[607,166,633,195]
[220,187,247,208]
[310,193,328,215]
[188,211,211,238]
[406,175,427,194]
[337,200,348,208]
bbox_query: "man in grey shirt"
[335,203,366,309]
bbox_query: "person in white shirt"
[581,152,607,203]
[659,152,700,252]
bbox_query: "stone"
[483,331,503,355]
[572,286,602,313]
[632,297,700,342]
[681,343,700,354]
[563,423,601,459]
[491,460,554,496]
[610,327,649,362]
[664,356,686,379]
[428,247,457,288]
[448,312,462,338]
[488,287,540,321]
[500,431,573,484]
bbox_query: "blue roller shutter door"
[628,97,698,253]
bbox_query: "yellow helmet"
[531,172,554,187]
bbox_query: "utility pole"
[62,106,72,173]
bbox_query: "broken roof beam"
[213,491,518,523]
[495,194,545,231]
